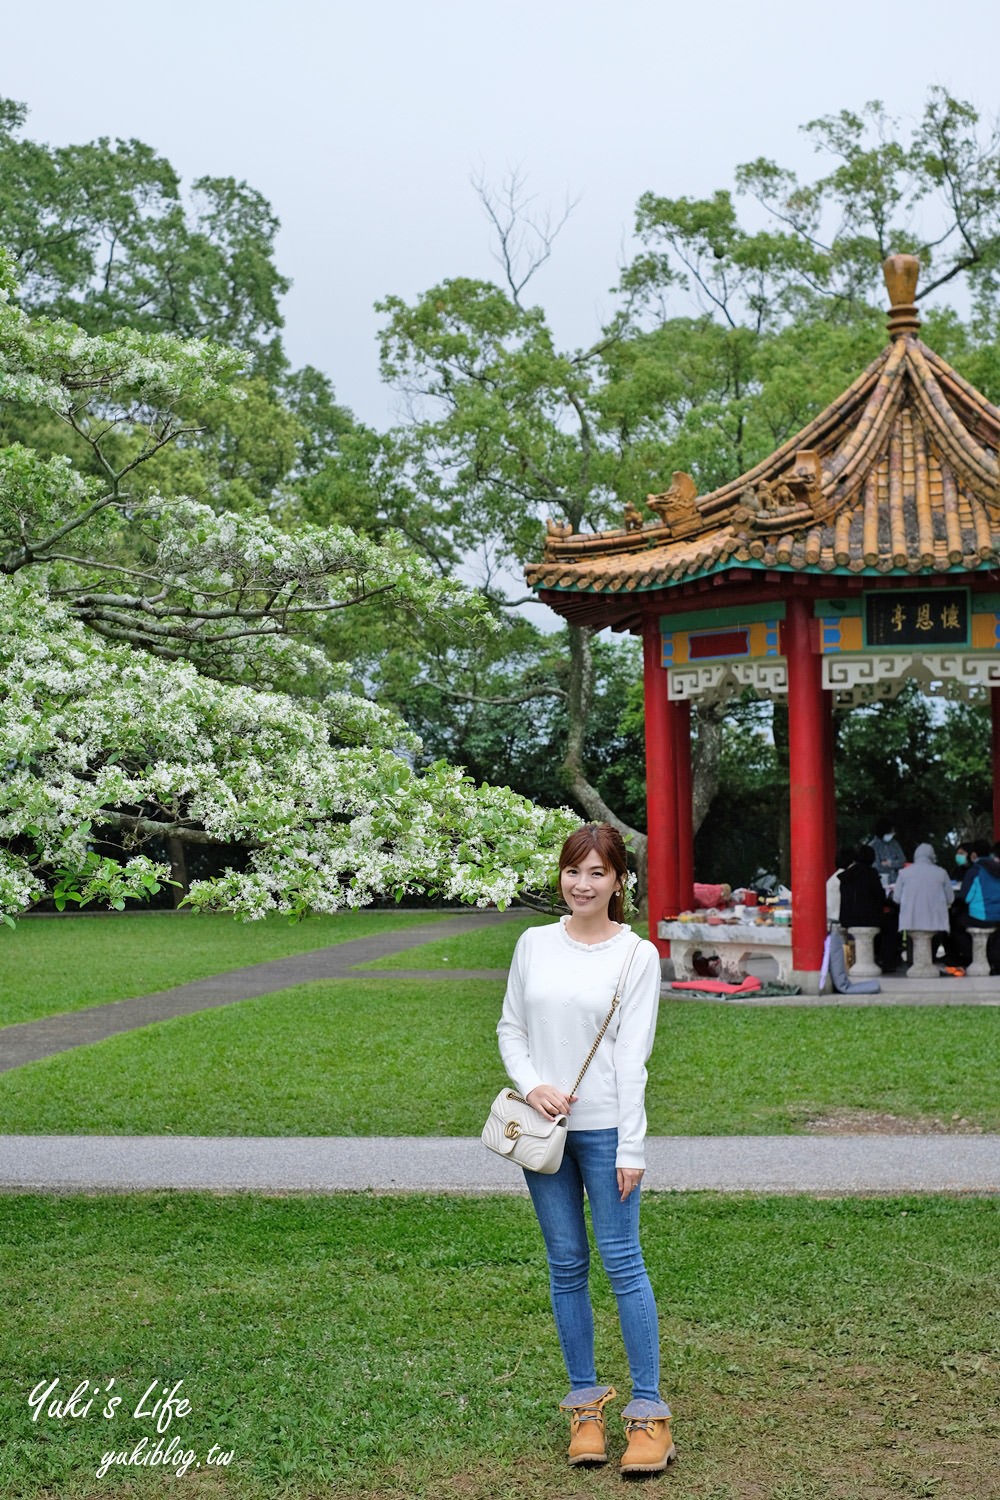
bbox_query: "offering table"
[659,920,794,983]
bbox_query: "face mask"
[955,853,968,867]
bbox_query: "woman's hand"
[525,1085,577,1120]
[617,1167,644,1201]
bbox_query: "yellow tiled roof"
[526,258,1000,614]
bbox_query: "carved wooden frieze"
[667,659,788,703]
[822,652,1000,705]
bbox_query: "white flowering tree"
[0,254,576,921]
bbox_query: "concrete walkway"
[3,911,998,1197]
[1,1133,997,1194]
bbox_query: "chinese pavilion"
[526,256,1000,986]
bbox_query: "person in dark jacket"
[960,840,1000,920]
[869,820,906,890]
[838,844,898,971]
[945,844,973,968]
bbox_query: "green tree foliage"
[370,93,1000,885]
[0,98,286,357]
[0,254,576,919]
[7,90,1000,894]
[0,97,362,522]
[834,688,993,855]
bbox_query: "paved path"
[5,909,1000,1079]
[0,911,517,1073]
[1,1133,997,1194]
[3,912,998,1197]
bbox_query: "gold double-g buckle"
[503,1119,522,1140]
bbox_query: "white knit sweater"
[496,918,662,1169]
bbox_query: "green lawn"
[0,909,449,1027]
[1,978,998,1135]
[1,1192,996,1499]
[356,913,546,969]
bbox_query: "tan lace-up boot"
[560,1386,617,1465]
[620,1414,677,1473]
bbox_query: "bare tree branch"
[472,167,580,309]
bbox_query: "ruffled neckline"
[558,915,632,953]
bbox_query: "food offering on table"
[680,878,792,927]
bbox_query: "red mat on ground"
[670,976,762,995]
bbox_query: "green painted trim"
[973,593,1000,613]
[815,599,861,618]
[825,643,988,654]
[659,601,786,633]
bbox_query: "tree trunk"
[561,622,648,894]
[166,835,190,907]
[691,702,723,835]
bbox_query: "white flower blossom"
[0,252,576,920]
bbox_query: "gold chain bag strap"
[482,938,643,1174]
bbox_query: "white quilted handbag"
[481,1088,569,1173]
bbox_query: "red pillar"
[784,597,828,979]
[675,699,694,912]
[992,688,1000,840]
[642,617,678,955]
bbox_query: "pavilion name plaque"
[864,590,968,648]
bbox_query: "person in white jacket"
[497,823,674,1475]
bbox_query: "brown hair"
[558,823,629,924]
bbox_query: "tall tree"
[0,98,286,357]
[0,252,575,921]
[370,93,1000,887]
[0,97,362,523]
[374,196,653,872]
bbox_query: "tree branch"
[71,584,399,625]
[472,168,579,309]
[98,811,234,847]
[560,621,648,883]
[1,492,121,574]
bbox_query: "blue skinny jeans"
[524,1127,671,1417]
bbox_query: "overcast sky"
[3,0,999,430]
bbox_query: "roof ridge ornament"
[730,450,823,538]
[884,253,921,338]
[646,471,701,536]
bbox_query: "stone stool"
[846,926,881,979]
[966,926,997,978]
[905,930,937,979]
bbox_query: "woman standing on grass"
[496,822,674,1474]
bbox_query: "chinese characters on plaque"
[865,591,968,647]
